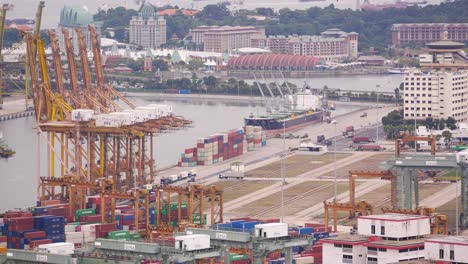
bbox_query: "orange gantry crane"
[349,170,396,213]
[395,135,436,157]
[323,201,373,232]
[381,207,448,235]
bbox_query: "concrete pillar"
[283,247,293,264]
[222,244,231,264]
[404,169,412,209]
[413,173,419,208]
[461,166,468,228]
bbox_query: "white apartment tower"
[403,39,468,122]
[129,3,166,49]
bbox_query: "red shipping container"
[0,236,6,243]
[197,143,204,148]
[263,218,280,223]
[29,239,53,249]
[95,223,117,233]
[24,231,46,239]
[81,215,102,223]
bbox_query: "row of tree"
[382,110,457,139]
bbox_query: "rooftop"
[425,236,468,246]
[366,237,426,248]
[321,233,369,244]
[426,40,465,49]
[359,213,430,222]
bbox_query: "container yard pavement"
[0,97,32,117]
[159,105,399,181]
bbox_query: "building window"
[381,226,385,235]
[439,249,444,259]
[335,244,342,248]
[371,225,375,234]
[450,250,454,260]
[378,248,387,252]
[368,257,378,262]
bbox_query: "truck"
[352,136,371,144]
[188,169,197,182]
[343,126,354,138]
[356,145,381,151]
[179,171,188,180]
[360,112,367,118]
[219,162,245,180]
[316,135,332,146]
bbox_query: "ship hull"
[245,112,323,137]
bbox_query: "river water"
[7,0,445,29]
[0,92,365,211]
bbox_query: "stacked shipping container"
[178,126,267,167]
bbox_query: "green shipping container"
[108,230,130,240]
[192,213,207,225]
[75,208,96,221]
[129,233,141,240]
[230,254,250,261]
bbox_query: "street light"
[331,119,337,202]
[376,85,380,144]
[280,121,286,223]
[414,96,417,152]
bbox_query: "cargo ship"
[245,86,325,136]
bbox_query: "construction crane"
[348,170,396,214]
[395,135,436,157]
[324,201,373,232]
[381,207,448,235]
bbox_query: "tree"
[442,130,452,149]
[152,59,169,71]
[197,4,231,22]
[126,59,143,71]
[3,29,22,48]
[446,117,457,130]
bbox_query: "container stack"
[179,127,267,167]
[33,216,66,243]
[245,126,266,151]
[32,200,71,222]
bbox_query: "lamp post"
[332,120,337,202]
[414,96,417,152]
[281,121,286,223]
[376,85,380,144]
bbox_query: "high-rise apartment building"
[403,39,468,122]
[129,3,166,49]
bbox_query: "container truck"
[352,136,371,143]
[219,162,245,180]
[356,145,381,151]
[179,171,188,180]
[342,126,354,138]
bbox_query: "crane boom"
[75,28,92,93]
[88,26,105,90]
[48,30,65,96]
[62,28,80,104]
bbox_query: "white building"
[403,40,468,123]
[322,214,431,264]
[129,3,166,49]
[425,236,468,263]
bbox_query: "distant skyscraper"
[129,3,166,49]
[57,5,101,53]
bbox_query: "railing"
[368,250,378,255]
[342,258,353,264]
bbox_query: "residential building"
[425,236,468,263]
[191,26,265,53]
[391,23,468,46]
[322,214,431,264]
[57,5,101,53]
[251,29,358,61]
[129,3,166,49]
[403,40,468,122]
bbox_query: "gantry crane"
[395,135,436,157]
[23,24,194,235]
[349,170,396,214]
[381,207,448,235]
[323,201,373,232]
